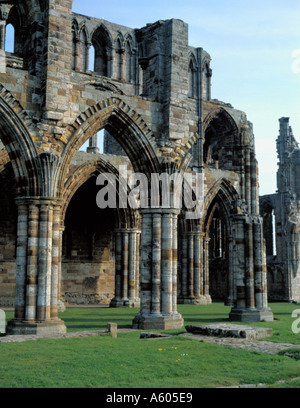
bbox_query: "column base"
[124,299,140,308]
[132,313,184,330]
[225,298,235,307]
[6,318,67,336]
[57,300,66,313]
[178,295,212,305]
[229,307,274,323]
[110,298,140,308]
[86,147,99,154]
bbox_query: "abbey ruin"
[261,117,300,304]
[0,0,289,336]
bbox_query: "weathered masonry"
[0,0,273,335]
[260,118,300,303]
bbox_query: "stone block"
[107,322,118,338]
[185,323,273,340]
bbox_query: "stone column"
[250,152,259,216]
[193,232,201,299]
[73,35,80,71]
[87,134,99,154]
[111,231,122,307]
[203,235,212,303]
[245,148,252,214]
[57,225,66,312]
[187,233,194,299]
[226,235,235,306]
[111,228,140,308]
[85,42,91,73]
[180,233,188,300]
[245,220,255,310]
[0,20,5,51]
[25,201,39,321]
[229,215,274,322]
[172,213,178,313]
[50,204,61,318]
[36,201,53,321]
[178,231,211,305]
[7,198,67,336]
[161,212,173,314]
[137,212,152,315]
[152,213,161,315]
[125,229,140,308]
[133,209,184,330]
[14,200,28,320]
[0,4,10,51]
[121,230,129,302]
[253,218,273,320]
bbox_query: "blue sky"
[72,0,300,196]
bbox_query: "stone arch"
[62,158,139,229]
[0,85,39,196]
[114,31,124,48]
[61,157,141,307]
[4,0,42,57]
[202,178,239,303]
[124,33,135,50]
[203,108,240,168]
[72,20,89,72]
[202,178,239,230]
[203,107,239,135]
[6,0,42,27]
[180,108,240,169]
[202,61,212,101]
[58,97,160,197]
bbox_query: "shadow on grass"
[59,308,138,331]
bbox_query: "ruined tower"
[260,118,300,302]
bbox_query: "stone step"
[185,323,273,340]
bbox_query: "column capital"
[0,4,12,21]
[15,197,64,208]
[114,228,141,234]
[140,208,181,216]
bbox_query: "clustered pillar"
[7,198,66,335]
[178,231,211,305]
[110,229,140,308]
[133,209,184,330]
[229,215,273,322]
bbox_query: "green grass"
[55,302,300,345]
[1,302,300,388]
[0,331,299,388]
[5,301,300,343]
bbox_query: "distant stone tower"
[260,118,300,302]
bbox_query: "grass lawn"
[1,302,300,388]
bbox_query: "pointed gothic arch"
[203,108,240,168]
[202,178,239,304]
[188,53,198,98]
[61,157,141,307]
[58,98,161,198]
[62,157,139,229]
[91,23,113,76]
[0,87,39,196]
